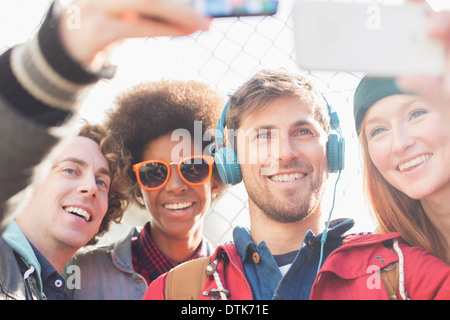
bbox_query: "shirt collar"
[28,242,63,283]
[132,222,212,283]
[233,218,354,259]
[233,226,258,263]
[29,241,68,299]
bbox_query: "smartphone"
[193,0,278,17]
[293,1,445,77]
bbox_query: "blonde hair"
[359,121,448,264]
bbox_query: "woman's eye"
[410,109,427,120]
[370,127,386,137]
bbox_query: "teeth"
[398,154,432,172]
[270,172,305,182]
[164,202,193,210]
[64,206,90,222]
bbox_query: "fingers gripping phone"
[193,0,278,17]
[293,1,445,77]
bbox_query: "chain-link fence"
[5,0,437,247]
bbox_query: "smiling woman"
[308,76,450,300]
[354,76,450,264]
[363,95,446,200]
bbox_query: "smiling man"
[144,68,352,300]
[0,124,130,300]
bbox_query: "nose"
[391,125,415,155]
[164,169,188,194]
[78,174,98,199]
[276,135,300,162]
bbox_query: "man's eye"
[296,129,313,136]
[63,168,77,175]
[96,179,109,189]
[256,131,271,139]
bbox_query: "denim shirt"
[233,218,354,300]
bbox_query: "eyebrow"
[364,96,424,128]
[59,157,111,177]
[253,125,278,131]
[253,120,313,131]
[363,115,384,128]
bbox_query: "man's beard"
[244,167,327,223]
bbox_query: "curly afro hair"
[105,79,227,205]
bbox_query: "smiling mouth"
[398,154,432,172]
[269,172,305,182]
[64,206,91,222]
[163,202,193,210]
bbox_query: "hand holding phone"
[398,1,450,103]
[293,1,445,77]
[59,0,210,70]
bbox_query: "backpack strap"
[164,256,210,300]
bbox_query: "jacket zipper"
[220,244,254,300]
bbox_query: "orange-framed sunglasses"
[133,155,214,191]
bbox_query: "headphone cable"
[317,169,342,275]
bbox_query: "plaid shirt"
[131,222,212,285]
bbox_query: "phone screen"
[197,0,278,17]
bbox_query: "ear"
[134,187,145,206]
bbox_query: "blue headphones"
[211,101,242,186]
[212,96,345,186]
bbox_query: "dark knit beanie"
[353,77,411,135]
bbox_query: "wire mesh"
[4,0,418,247]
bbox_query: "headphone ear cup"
[214,146,242,185]
[338,137,345,171]
[327,133,344,173]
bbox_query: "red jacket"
[144,233,450,300]
[310,233,450,300]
